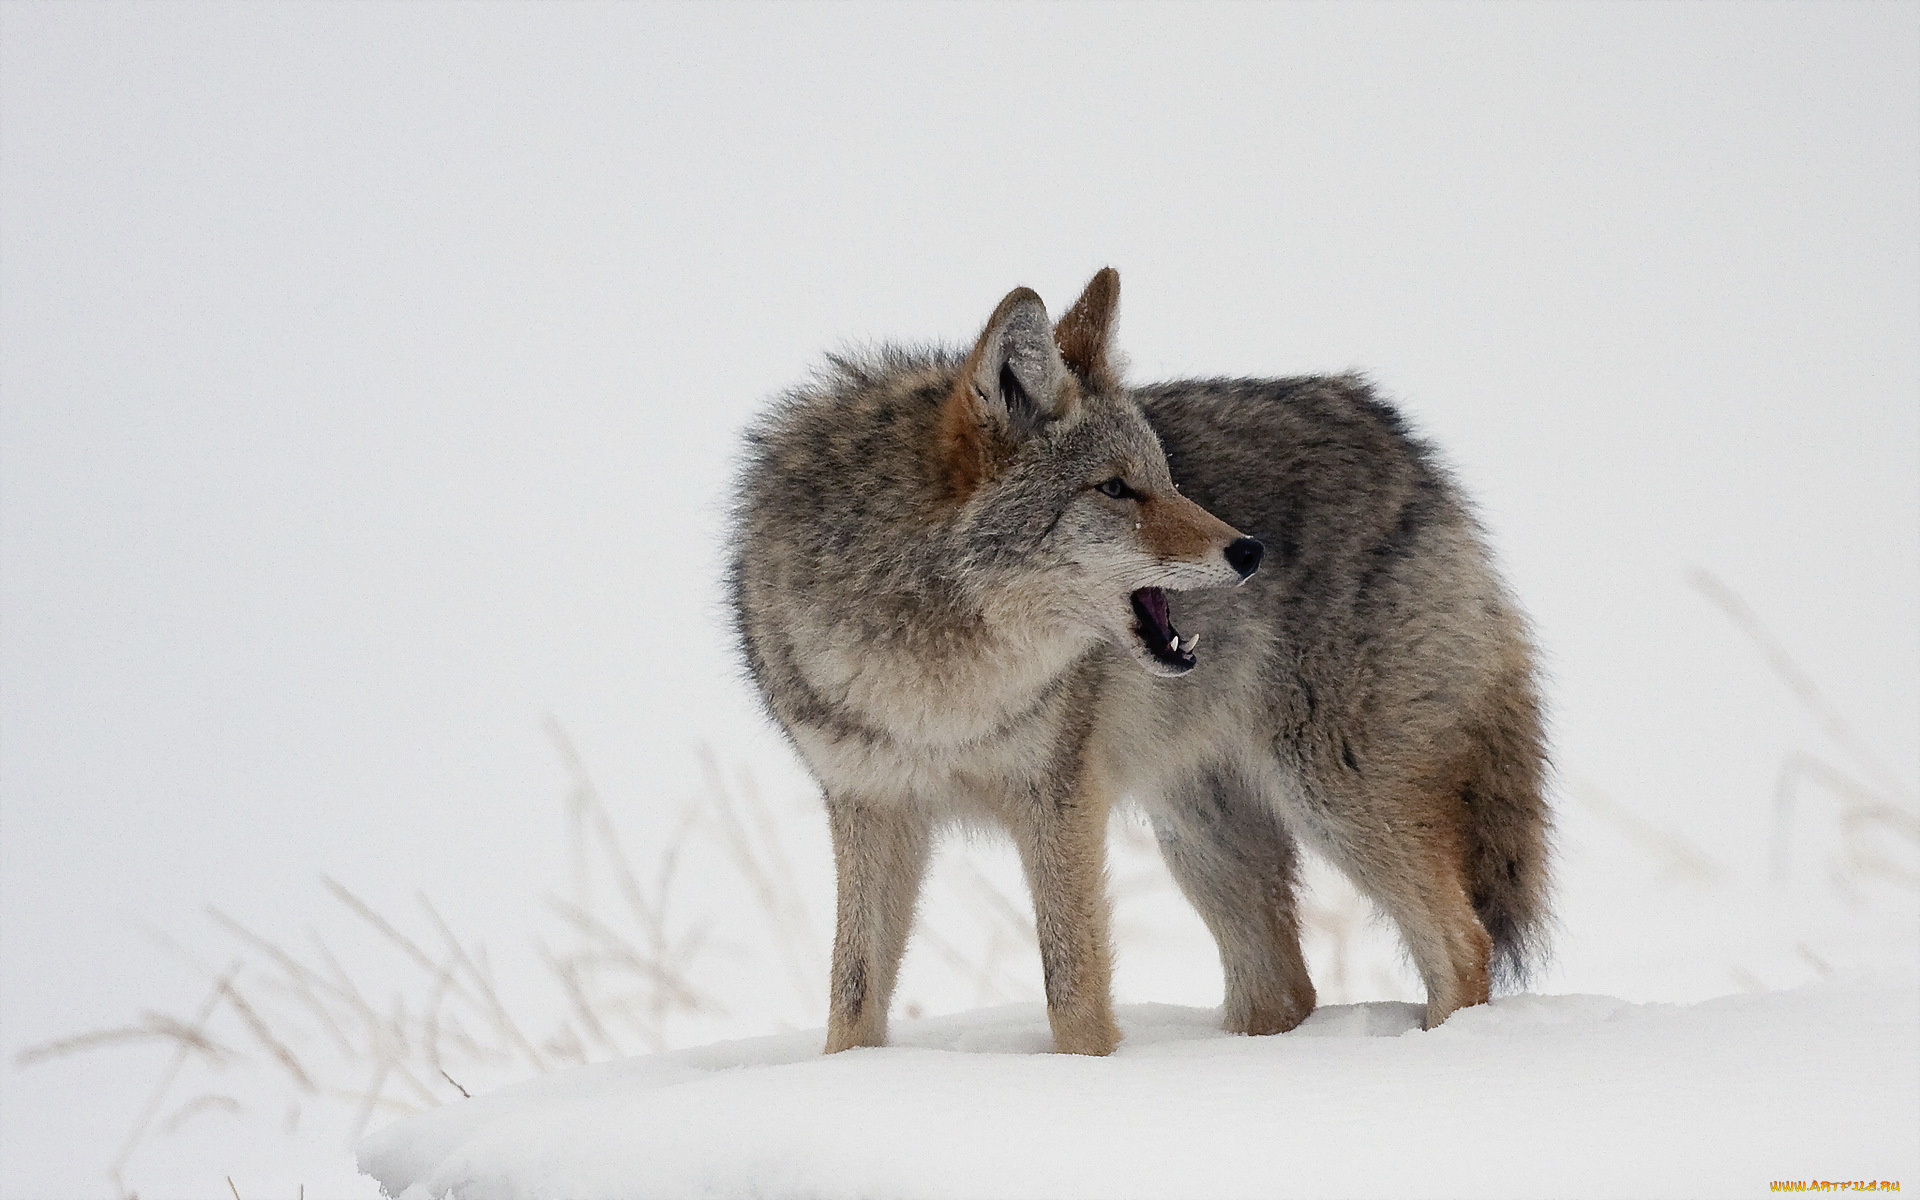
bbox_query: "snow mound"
[360,981,1919,1200]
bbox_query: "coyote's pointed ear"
[965,286,1075,438]
[1053,267,1120,392]
[941,287,1075,496]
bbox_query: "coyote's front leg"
[823,795,933,1053]
[1008,770,1121,1056]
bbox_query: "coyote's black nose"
[1225,537,1264,580]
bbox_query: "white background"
[3,3,1915,1196]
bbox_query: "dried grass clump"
[1688,569,1918,898]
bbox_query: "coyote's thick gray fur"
[729,270,1550,1055]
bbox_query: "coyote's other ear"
[941,287,1075,496]
[1053,267,1120,392]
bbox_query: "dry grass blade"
[1797,943,1836,978]
[217,979,317,1095]
[1772,750,1893,884]
[951,859,1039,949]
[160,1094,242,1135]
[141,919,358,1063]
[545,895,719,1017]
[347,1058,392,1148]
[1300,893,1363,1005]
[699,746,823,1005]
[543,716,603,928]
[1691,571,1919,901]
[537,938,625,1057]
[642,809,702,967]
[322,876,466,994]
[204,907,362,1049]
[303,929,441,1109]
[1575,781,1723,884]
[1690,568,1914,804]
[918,924,1033,1006]
[110,964,240,1192]
[416,894,548,1075]
[419,951,459,1083]
[546,718,681,977]
[14,1015,235,1069]
[726,758,822,951]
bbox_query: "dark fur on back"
[1137,374,1551,984]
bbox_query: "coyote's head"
[938,269,1263,678]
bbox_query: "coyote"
[729,270,1549,1055]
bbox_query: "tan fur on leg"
[823,797,932,1053]
[1002,769,1121,1056]
[1324,784,1493,1030]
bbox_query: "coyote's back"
[730,269,1549,1054]
[1132,374,1550,993]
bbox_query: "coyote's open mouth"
[1130,587,1197,672]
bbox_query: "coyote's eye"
[1095,477,1137,500]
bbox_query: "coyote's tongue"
[1134,587,1172,642]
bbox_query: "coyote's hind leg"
[1151,767,1316,1035]
[1322,783,1491,1030]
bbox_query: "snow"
[360,980,1919,1200]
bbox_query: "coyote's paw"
[823,1019,888,1054]
[1226,981,1316,1036]
[1050,1010,1121,1056]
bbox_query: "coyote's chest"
[784,623,1093,809]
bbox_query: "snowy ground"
[360,980,1919,1200]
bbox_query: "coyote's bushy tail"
[1463,656,1554,990]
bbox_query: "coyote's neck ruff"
[730,269,1550,1057]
